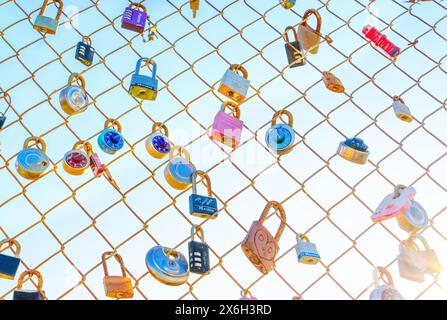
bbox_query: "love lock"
[145,246,189,286]
[16,137,50,180]
[371,185,416,223]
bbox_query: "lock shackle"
[393,96,405,104]
[68,73,86,89]
[373,267,394,288]
[39,0,64,20]
[81,141,94,157]
[283,26,299,43]
[135,58,157,79]
[221,101,241,119]
[0,238,21,257]
[272,109,294,127]
[393,184,407,199]
[399,238,420,253]
[241,289,253,299]
[81,36,92,46]
[259,201,287,243]
[16,270,44,290]
[229,64,248,80]
[190,224,206,243]
[0,90,12,115]
[296,233,310,243]
[73,140,88,151]
[408,234,431,251]
[23,137,47,153]
[151,122,169,137]
[129,2,147,13]
[169,146,190,161]
[191,170,212,196]
[301,9,322,34]
[102,251,128,277]
[163,247,180,260]
[104,118,122,133]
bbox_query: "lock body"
[211,110,244,148]
[337,138,369,165]
[189,194,218,219]
[13,290,45,300]
[398,242,425,283]
[16,148,50,180]
[122,7,147,33]
[90,153,104,176]
[285,41,305,68]
[59,85,89,115]
[392,100,413,123]
[145,246,189,286]
[396,201,428,233]
[75,41,95,66]
[63,149,90,176]
[164,157,196,190]
[363,25,400,58]
[372,187,415,223]
[98,128,124,155]
[298,23,320,54]
[265,124,295,155]
[0,115,6,129]
[323,72,344,93]
[145,133,171,159]
[218,70,250,104]
[103,276,134,299]
[369,285,403,300]
[129,74,158,101]
[0,253,21,280]
[188,240,210,275]
[34,15,58,34]
[280,0,296,9]
[295,241,320,265]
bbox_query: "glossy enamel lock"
[398,239,426,283]
[0,91,11,130]
[60,73,89,116]
[16,137,50,180]
[371,185,416,223]
[164,146,196,190]
[129,58,158,101]
[370,267,403,300]
[337,137,369,165]
[0,239,21,280]
[241,201,287,275]
[102,252,134,299]
[211,101,244,149]
[189,225,210,275]
[409,234,442,274]
[240,290,257,300]
[397,200,428,234]
[265,110,296,155]
[279,0,296,9]
[189,170,218,219]
[284,26,305,68]
[146,122,171,159]
[13,270,45,300]
[295,234,320,265]
[298,9,322,54]
[34,0,63,35]
[122,2,147,33]
[145,246,189,286]
[322,71,345,93]
[62,141,90,176]
[75,36,95,66]
[392,96,413,123]
[217,64,250,104]
[98,119,125,155]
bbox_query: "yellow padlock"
[15,137,50,180]
[146,122,172,159]
[63,141,91,176]
[322,71,344,93]
[164,146,196,190]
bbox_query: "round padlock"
[145,246,189,286]
[146,122,171,159]
[16,137,50,180]
[164,146,196,190]
[59,73,89,116]
[396,201,428,234]
[63,141,91,176]
[337,137,369,165]
[265,110,295,155]
[98,119,125,155]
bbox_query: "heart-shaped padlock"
[337,137,369,165]
[371,185,416,223]
[397,200,428,234]
[145,246,189,286]
[265,110,296,155]
[59,73,89,116]
[146,122,171,159]
[98,119,125,155]
[63,141,91,176]
[164,146,196,190]
[16,137,50,180]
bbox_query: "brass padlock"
[63,141,91,176]
[102,252,134,299]
[279,0,296,9]
[59,73,89,116]
[409,234,442,274]
[164,146,196,190]
[34,0,64,35]
[146,122,171,159]
[0,239,21,280]
[283,27,305,68]
[295,234,320,265]
[369,267,404,300]
[188,225,211,275]
[396,200,428,234]
[397,240,425,283]
[16,137,50,180]
[13,270,45,300]
[217,64,250,104]
[322,71,345,93]
[145,246,189,286]
[392,96,413,123]
[298,9,322,54]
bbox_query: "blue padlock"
[129,58,158,101]
[98,119,125,155]
[75,36,95,66]
[189,170,218,219]
[0,239,21,280]
[337,137,369,165]
[265,110,296,155]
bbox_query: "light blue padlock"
[98,119,124,155]
[129,58,158,101]
[265,110,295,155]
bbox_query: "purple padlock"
[122,3,147,34]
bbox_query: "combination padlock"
[122,2,147,33]
[397,200,428,234]
[392,96,413,123]
[129,58,158,101]
[59,73,89,116]
[241,201,287,275]
[75,36,95,66]
[370,267,404,300]
[283,26,305,68]
[145,246,189,286]
[164,146,196,190]
[409,234,442,274]
[265,109,296,155]
[98,119,125,155]
[217,64,250,104]
[188,225,211,275]
[298,9,322,54]
[397,239,425,283]
[0,239,21,280]
[322,71,345,93]
[279,0,296,9]
[62,141,91,176]
[240,290,257,300]
[337,137,370,165]
[102,252,134,299]
[371,185,415,223]
[16,137,50,180]
[34,0,63,35]
[146,122,171,159]
[295,234,321,265]
[211,101,244,149]
[0,91,11,130]
[189,171,218,219]
[13,270,45,300]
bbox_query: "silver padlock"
[392,96,413,123]
[295,234,320,265]
[59,73,89,116]
[217,64,250,104]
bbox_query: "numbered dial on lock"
[63,147,90,176]
[145,246,189,286]
[146,123,171,159]
[188,226,210,275]
[16,137,50,180]
[265,110,295,155]
[98,120,125,155]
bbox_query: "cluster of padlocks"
[0,0,441,300]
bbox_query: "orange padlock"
[102,251,134,299]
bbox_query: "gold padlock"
[164,146,196,190]
[322,71,344,93]
[34,0,64,35]
[16,137,50,180]
[59,73,89,116]
[298,9,322,54]
[62,141,91,176]
[102,252,134,299]
[146,122,172,159]
[217,64,250,104]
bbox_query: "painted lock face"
[323,71,344,93]
[0,239,21,280]
[75,36,95,66]
[164,147,196,190]
[102,252,134,299]
[63,141,90,176]
[188,225,210,275]
[146,122,171,159]
[371,185,416,223]
[337,137,369,165]
[370,267,403,300]
[98,119,125,155]
[59,73,89,115]
[397,201,428,233]
[211,101,244,149]
[122,2,147,33]
[295,234,320,265]
[13,270,45,300]
[266,110,296,155]
[279,0,296,9]
[129,58,158,101]
[33,0,63,35]
[392,96,413,123]
[16,137,50,180]
[217,64,250,104]
[145,246,189,286]
[284,26,305,68]
[189,170,218,219]
[298,9,322,54]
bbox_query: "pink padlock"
[371,185,416,223]
[211,101,243,149]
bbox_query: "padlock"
[392,96,413,123]
[337,137,369,165]
[189,170,218,219]
[75,36,95,66]
[0,91,11,130]
[59,73,89,116]
[298,9,322,54]
[13,270,45,300]
[122,2,147,33]
[33,0,63,35]
[102,252,134,299]
[129,58,158,101]
[283,26,305,68]
[409,234,442,274]
[279,0,296,9]
[190,0,199,18]
[241,201,287,275]
[83,141,105,177]
[397,240,425,283]
[362,25,401,59]
[145,246,189,286]
[0,113,5,129]
[217,64,250,104]
[322,71,345,93]
[145,122,171,159]
[164,146,196,190]
[188,225,211,275]
[0,239,21,280]
[62,141,91,176]
[98,119,125,155]
[16,137,50,180]
[265,110,296,155]
[371,185,416,223]
[211,101,244,149]
[369,267,404,300]
[240,290,257,301]
[295,234,320,265]
[396,200,428,234]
